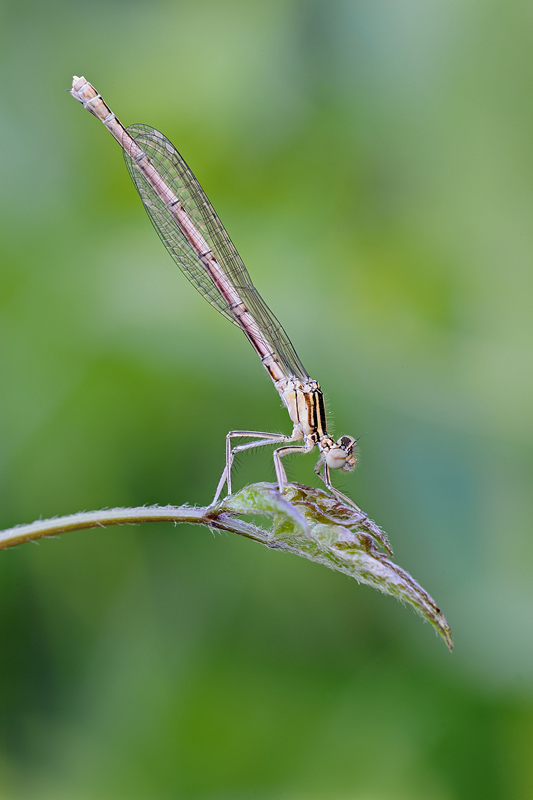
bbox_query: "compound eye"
[338,435,356,451]
[337,435,357,472]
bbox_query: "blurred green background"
[1,0,532,798]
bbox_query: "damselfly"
[70,76,359,508]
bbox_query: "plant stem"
[0,504,269,551]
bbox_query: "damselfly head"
[323,435,357,472]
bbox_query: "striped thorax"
[276,377,357,472]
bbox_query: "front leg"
[315,460,368,519]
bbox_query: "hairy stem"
[0,504,271,551]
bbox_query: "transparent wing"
[123,123,308,380]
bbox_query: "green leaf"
[222,482,453,651]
